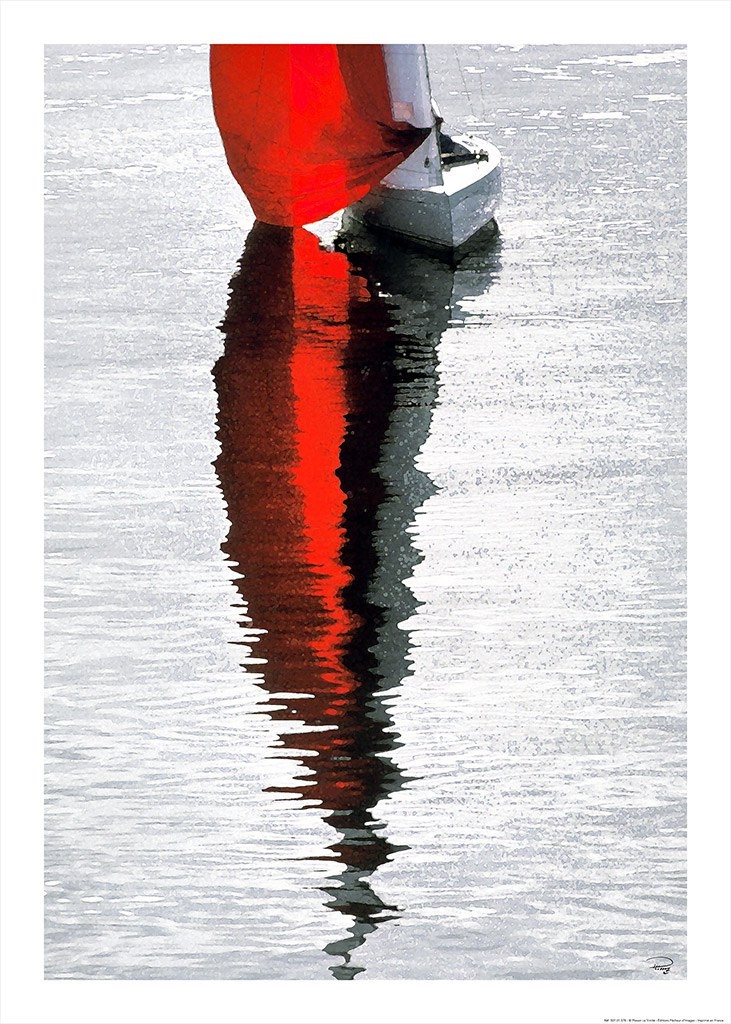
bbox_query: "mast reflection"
[213,221,500,979]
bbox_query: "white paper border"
[1,2,729,1022]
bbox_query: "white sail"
[346,43,503,251]
[382,44,443,188]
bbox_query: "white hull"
[344,139,502,253]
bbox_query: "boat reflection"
[213,221,500,979]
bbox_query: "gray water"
[45,43,686,980]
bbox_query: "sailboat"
[210,43,502,254]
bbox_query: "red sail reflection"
[214,226,400,818]
[213,222,453,978]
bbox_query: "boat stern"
[344,138,502,254]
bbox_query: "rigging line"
[452,44,476,125]
[474,47,488,124]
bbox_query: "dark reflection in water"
[213,222,500,979]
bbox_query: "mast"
[381,45,443,189]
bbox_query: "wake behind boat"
[210,44,502,254]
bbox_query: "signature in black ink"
[645,955,673,975]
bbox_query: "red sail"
[210,44,429,226]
